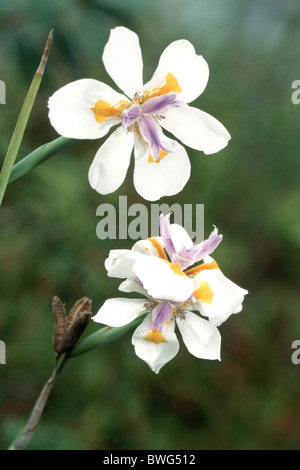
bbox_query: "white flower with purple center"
[48,26,231,201]
[93,215,247,373]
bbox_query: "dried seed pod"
[52,296,67,354]
[66,297,92,330]
[52,296,92,355]
[61,297,92,352]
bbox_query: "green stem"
[9,136,75,183]
[0,30,53,206]
[68,316,144,358]
[8,354,59,450]
[7,317,143,450]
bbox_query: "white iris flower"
[93,215,247,373]
[48,27,231,201]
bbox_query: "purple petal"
[121,104,140,130]
[138,115,172,160]
[178,226,223,268]
[159,213,176,261]
[149,301,172,332]
[159,217,223,270]
[141,93,183,115]
[199,226,223,257]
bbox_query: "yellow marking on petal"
[185,260,221,277]
[91,99,130,124]
[147,238,168,260]
[193,281,214,304]
[148,149,168,164]
[163,260,187,277]
[160,72,182,94]
[145,327,167,344]
[146,73,182,99]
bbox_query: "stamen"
[152,114,166,124]
[172,305,186,321]
[143,300,157,312]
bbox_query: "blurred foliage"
[1,0,300,450]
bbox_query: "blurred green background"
[1,0,300,450]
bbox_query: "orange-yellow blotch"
[148,149,168,164]
[148,73,182,99]
[193,281,214,305]
[147,238,168,260]
[91,99,130,124]
[185,259,221,277]
[163,260,187,277]
[145,327,167,344]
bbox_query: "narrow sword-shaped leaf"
[0,30,54,205]
[68,316,145,357]
[9,136,75,184]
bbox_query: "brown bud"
[52,296,92,355]
[52,296,67,354]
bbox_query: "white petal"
[133,256,194,303]
[48,79,127,139]
[133,135,191,201]
[169,223,194,252]
[193,269,248,326]
[118,277,147,296]
[92,297,145,327]
[144,39,209,103]
[102,26,143,98]
[88,127,134,195]
[132,237,166,258]
[161,105,231,155]
[132,314,179,373]
[176,311,221,360]
[233,303,243,314]
[104,249,143,278]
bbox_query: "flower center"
[91,73,183,161]
[121,91,183,161]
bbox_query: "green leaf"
[68,316,145,358]
[9,136,75,183]
[0,30,54,205]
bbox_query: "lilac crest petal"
[149,301,173,332]
[138,115,172,160]
[159,213,176,261]
[122,104,140,130]
[188,226,223,265]
[141,93,183,115]
[200,226,223,255]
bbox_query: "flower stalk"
[7,297,143,450]
[8,354,59,450]
[0,29,53,205]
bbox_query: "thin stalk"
[0,30,53,205]
[8,354,59,450]
[8,317,144,450]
